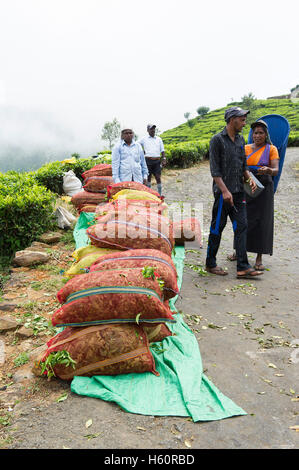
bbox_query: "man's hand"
[222,189,233,206]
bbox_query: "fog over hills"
[0,106,97,172]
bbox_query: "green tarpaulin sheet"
[70,212,247,421]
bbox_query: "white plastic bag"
[63,170,82,196]
[55,206,77,229]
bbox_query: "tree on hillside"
[241,92,258,124]
[196,106,210,117]
[101,118,121,149]
[241,92,256,109]
[183,112,196,128]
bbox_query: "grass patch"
[13,352,30,367]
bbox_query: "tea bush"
[165,140,209,168]
[33,154,111,194]
[0,172,56,258]
[288,132,299,147]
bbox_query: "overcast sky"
[0,0,298,161]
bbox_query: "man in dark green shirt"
[205,107,264,279]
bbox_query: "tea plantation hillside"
[160,99,299,146]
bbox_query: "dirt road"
[1,148,298,450]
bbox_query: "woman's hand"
[258,166,272,175]
[249,177,257,192]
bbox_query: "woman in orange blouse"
[246,120,279,269]
[228,120,279,270]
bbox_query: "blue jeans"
[206,192,251,272]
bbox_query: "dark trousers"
[145,158,162,178]
[206,192,251,271]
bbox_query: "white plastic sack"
[63,170,82,196]
[55,206,77,229]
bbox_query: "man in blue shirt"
[112,128,148,184]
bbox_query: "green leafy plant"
[135,313,142,325]
[141,266,165,291]
[39,350,76,379]
[22,314,57,336]
[185,262,208,276]
[0,412,11,427]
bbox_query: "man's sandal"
[236,268,264,279]
[227,253,237,261]
[206,266,228,276]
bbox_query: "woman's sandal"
[227,253,237,261]
[237,268,264,279]
[254,263,265,271]
[206,266,228,276]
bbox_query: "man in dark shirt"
[205,107,264,279]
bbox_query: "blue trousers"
[206,192,251,272]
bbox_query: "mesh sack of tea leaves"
[64,245,120,278]
[71,190,107,210]
[33,323,158,380]
[87,215,173,256]
[52,267,175,327]
[107,181,161,200]
[89,249,179,300]
[95,199,168,217]
[172,217,202,247]
[83,176,114,193]
[82,164,112,179]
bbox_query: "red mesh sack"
[87,211,173,254]
[53,268,174,327]
[90,248,176,273]
[144,323,172,343]
[82,164,112,179]
[172,217,202,246]
[83,176,114,193]
[87,220,173,256]
[34,324,158,380]
[94,201,114,216]
[94,205,172,232]
[79,204,99,213]
[107,182,161,199]
[71,190,107,209]
[95,199,167,217]
[89,248,179,300]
